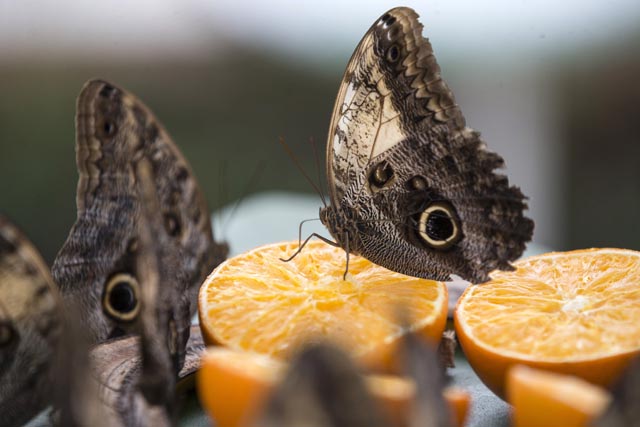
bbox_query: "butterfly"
[0,215,62,427]
[55,159,208,426]
[52,79,228,343]
[315,7,534,283]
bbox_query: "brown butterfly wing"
[52,79,227,343]
[261,343,388,427]
[0,215,62,427]
[56,160,196,427]
[321,7,533,283]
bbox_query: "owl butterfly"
[0,215,62,427]
[57,159,203,426]
[317,7,534,283]
[261,332,450,427]
[52,79,227,343]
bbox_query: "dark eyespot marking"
[0,322,16,347]
[103,121,116,136]
[407,176,428,191]
[126,238,138,254]
[176,167,189,182]
[416,203,461,250]
[379,13,391,24]
[442,155,458,173]
[385,16,397,26]
[99,84,117,98]
[386,44,400,63]
[164,213,182,237]
[103,273,140,322]
[368,161,394,189]
[0,237,17,254]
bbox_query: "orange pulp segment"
[199,240,448,370]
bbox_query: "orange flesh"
[455,248,640,398]
[199,240,448,370]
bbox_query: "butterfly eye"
[386,44,401,63]
[417,203,461,250]
[103,273,140,322]
[0,322,16,347]
[369,161,394,189]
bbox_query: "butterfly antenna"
[308,136,327,207]
[279,137,326,207]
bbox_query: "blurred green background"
[1,0,639,263]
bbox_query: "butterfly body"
[320,8,533,283]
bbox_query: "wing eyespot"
[0,322,17,347]
[386,44,401,63]
[416,203,461,250]
[99,84,116,98]
[103,121,116,136]
[164,212,182,237]
[368,161,394,189]
[406,176,428,191]
[103,273,140,322]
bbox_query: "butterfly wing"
[261,343,389,427]
[321,7,533,283]
[0,215,62,427]
[57,160,196,427]
[52,79,227,343]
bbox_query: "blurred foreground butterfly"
[313,7,533,283]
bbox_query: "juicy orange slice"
[455,248,640,399]
[199,240,448,370]
[507,365,611,427]
[197,346,470,427]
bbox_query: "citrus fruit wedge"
[507,365,611,427]
[198,240,448,370]
[197,346,470,427]
[455,248,640,399]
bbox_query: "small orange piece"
[507,365,611,427]
[199,240,448,370]
[455,248,640,399]
[443,386,471,427]
[197,346,471,427]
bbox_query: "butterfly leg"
[279,233,339,263]
[342,236,350,281]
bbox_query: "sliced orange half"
[455,248,640,399]
[198,240,448,370]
